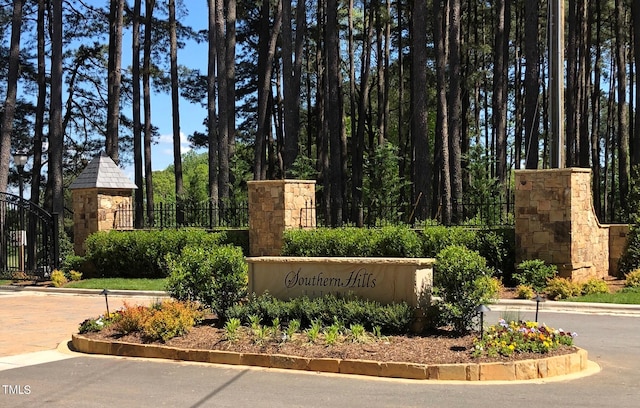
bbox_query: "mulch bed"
[82,323,577,366]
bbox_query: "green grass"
[64,278,168,291]
[564,287,640,304]
[0,280,11,285]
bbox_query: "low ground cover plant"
[472,319,576,358]
[224,292,414,335]
[78,300,204,342]
[625,268,640,287]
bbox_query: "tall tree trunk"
[448,0,463,219]
[282,0,306,175]
[493,0,509,189]
[524,0,540,169]
[566,0,578,166]
[616,0,630,213]
[326,0,343,226]
[106,0,124,164]
[578,0,590,168]
[225,0,236,191]
[412,0,431,220]
[254,1,282,180]
[591,0,603,218]
[633,0,640,167]
[352,3,375,226]
[434,0,451,225]
[513,5,524,169]
[49,0,64,217]
[207,0,219,204]
[132,0,143,228]
[215,0,229,198]
[0,0,25,194]
[169,0,185,225]
[31,0,46,204]
[143,0,155,225]
[396,0,408,206]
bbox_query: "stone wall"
[247,180,316,256]
[609,224,630,276]
[72,188,133,255]
[515,168,626,280]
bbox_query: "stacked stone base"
[72,334,592,381]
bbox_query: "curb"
[496,299,640,314]
[0,285,168,298]
[2,285,638,315]
[71,334,592,382]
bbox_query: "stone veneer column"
[247,180,316,256]
[515,168,609,281]
[71,189,134,255]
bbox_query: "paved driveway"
[0,289,164,358]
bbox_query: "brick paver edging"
[71,334,590,381]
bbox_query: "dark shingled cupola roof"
[68,152,137,190]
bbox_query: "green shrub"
[282,226,422,257]
[225,292,414,335]
[433,245,495,333]
[514,259,557,292]
[476,228,516,284]
[69,270,83,281]
[84,229,228,278]
[580,278,609,295]
[371,226,422,257]
[166,245,247,319]
[515,284,535,299]
[618,226,640,276]
[61,254,87,274]
[421,227,515,283]
[112,301,151,334]
[421,226,477,256]
[624,268,640,287]
[50,269,68,287]
[142,300,205,342]
[545,277,581,300]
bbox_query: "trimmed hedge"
[283,225,515,281]
[83,229,228,278]
[282,226,422,257]
[421,226,515,283]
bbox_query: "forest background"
[2,0,640,229]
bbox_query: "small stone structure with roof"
[69,152,137,255]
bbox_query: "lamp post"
[475,304,491,339]
[101,289,111,316]
[12,150,28,272]
[533,293,546,322]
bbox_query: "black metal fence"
[0,192,59,280]
[301,196,515,228]
[114,200,249,230]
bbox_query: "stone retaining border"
[71,334,590,381]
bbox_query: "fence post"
[52,212,60,270]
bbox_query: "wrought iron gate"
[0,192,59,280]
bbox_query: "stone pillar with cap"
[68,152,137,256]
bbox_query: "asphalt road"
[0,307,638,408]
